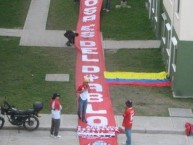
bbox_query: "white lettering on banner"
[80,24,95,38]
[80,41,96,47]
[81,24,95,31]
[77,126,119,138]
[81,48,98,54]
[77,125,119,138]
[87,116,108,126]
[88,93,103,102]
[87,104,107,114]
[84,7,97,15]
[82,55,99,62]
[81,32,95,38]
[89,83,102,92]
[85,0,97,6]
[83,15,96,22]
[82,66,99,73]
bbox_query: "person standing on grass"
[50,93,62,138]
[122,100,135,145]
[103,0,111,12]
[77,77,90,123]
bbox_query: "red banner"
[75,0,118,145]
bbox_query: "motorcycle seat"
[12,109,34,115]
[19,109,34,114]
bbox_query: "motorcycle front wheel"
[0,117,5,129]
[23,116,39,131]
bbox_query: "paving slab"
[1,130,192,145]
[45,74,70,82]
[0,28,22,37]
[116,115,193,134]
[0,130,79,145]
[23,0,50,30]
[20,30,67,47]
[169,108,193,117]
[102,40,161,49]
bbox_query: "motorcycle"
[0,99,43,131]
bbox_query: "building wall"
[161,1,193,98]
[148,0,193,98]
[173,41,193,97]
[179,0,193,40]
[163,0,193,41]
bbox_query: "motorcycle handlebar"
[3,101,12,109]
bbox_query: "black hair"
[52,93,60,100]
[125,100,132,107]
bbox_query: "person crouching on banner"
[50,93,62,138]
[64,30,79,46]
[77,77,90,123]
[122,100,135,145]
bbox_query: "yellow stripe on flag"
[104,71,168,80]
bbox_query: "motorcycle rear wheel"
[23,116,39,131]
[0,117,5,129]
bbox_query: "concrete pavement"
[0,130,193,145]
[1,114,193,145]
[2,114,193,134]
[0,27,161,49]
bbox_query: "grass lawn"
[0,0,30,28]
[47,0,155,40]
[0,37,77,114]
[105,49,193,116]
[46,0,79,30]
[100,0,155,40]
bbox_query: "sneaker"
[122,143,130,145]
[50,134,54,137]
[82,119,87,123]
[54,135,61,138]
[106,9,110,12]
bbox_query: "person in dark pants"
[103,0,111,12]
[50,93,62,138]
[76,77,90,123]
[122,100,135,145]
[64,30,79,46]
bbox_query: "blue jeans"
[77,97,87,121]
[125,128,131,145]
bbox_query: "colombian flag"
[104,71,171,87]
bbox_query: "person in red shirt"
[50,93,62,138]
[76,77,90,123]
[122,100,135,145]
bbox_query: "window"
[148,0,152,18]
[161,13,167,44]
[175,0,180,13]
[171,37,178,72]
[166,23,171,56]
[154,0,158,22]
[152,0,155,13]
